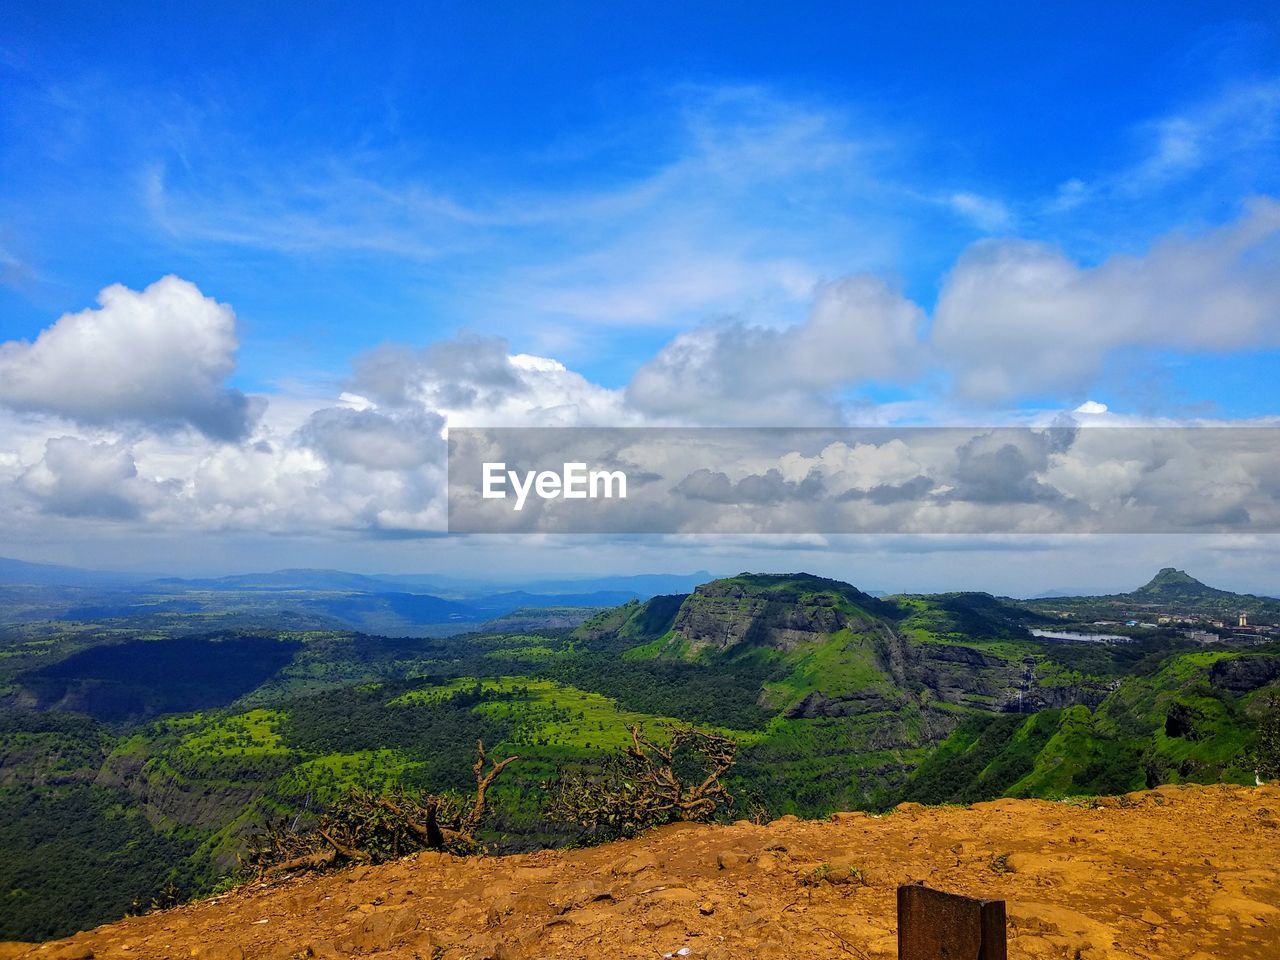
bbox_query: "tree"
[1250,692,1280,783]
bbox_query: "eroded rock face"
[97,747,272,835]
[1211,655,1280,694]
[913,642,1020,706]
[670,582,871,655]
[784,689,899,719]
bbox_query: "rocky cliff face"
[1211,655,1280,695]
[665,575,889,656]
[97,752,265,833]
[670,586,853,654]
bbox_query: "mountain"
[1129,567,1241,602]
[0,557,150,588]
[146,569,718,601]
[576,572,1275,810]
[1026,566,1280,620]
[0,561,705,634]
[3,568,1278,942]
[146,568,406,593]
[571,573,1122,814]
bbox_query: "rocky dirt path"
[4,783,1278,960]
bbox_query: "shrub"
[546,724,737,840]
[1249,692,1280,782]
[247,740,517,876]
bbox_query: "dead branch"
[248,741,519,876]
[547,724,739,840]
[463,739,519,836]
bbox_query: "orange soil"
[4,783,1279,960]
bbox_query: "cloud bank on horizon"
[0,3,1278,577]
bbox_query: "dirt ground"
[4,782,1279,960]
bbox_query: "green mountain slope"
[4,568,1280,941]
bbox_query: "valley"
[1,565,1277,941]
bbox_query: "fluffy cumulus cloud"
[931,199,1280,400]
[627,276,923,423]
[777,439,924,491]
[299,407,444,470]
[187,439,447,534]
[19,437,175,519]
[352,334,634,426]
[0,276,256,440]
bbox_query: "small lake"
[1031,629,1130,643]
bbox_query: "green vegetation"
[2,568,1278,943]
[1248,692,1280,780]
[0,784,196,941]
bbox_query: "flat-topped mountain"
[662,573,898,656]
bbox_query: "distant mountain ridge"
[1027,566,1280,617]
[0,558,715,633]
[0,557,151,588]
[144,568,716,600]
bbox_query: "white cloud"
[1125,81,1280,194]
[352,335,635,427]
[1050,80,1280,208]
[948,192,1012,231]
[187,440,445,535]
[4,197,1280,543]
[627,275,923,424]
[931,199,1280,400]
[0,276,256,439]
[19,437,173,519]
[777,439,923,490]
[299,407,443,470]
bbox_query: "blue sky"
[0,2,1278,586]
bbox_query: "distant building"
[1239,612,1249,628]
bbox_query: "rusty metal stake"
[897,883,1007,960]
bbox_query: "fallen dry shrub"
[247,739,517,876]
[546,724,737,840]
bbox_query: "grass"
[758,627,902,712]
[172,709,290,760]
[394,676,685,752]
[277,749,423,799]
